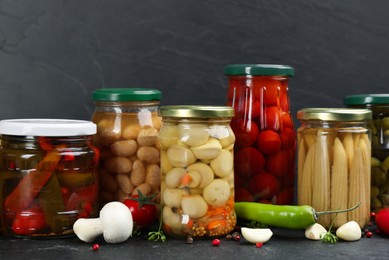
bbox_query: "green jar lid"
[92,88,162,101]
[297,108,372,121]
[159,106,234,118]
[344,94,389,105]
[224,64,294,77]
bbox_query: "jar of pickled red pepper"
[297,108,371,229]
[344,94,389,212]
[0,119,98,238]
[91,88,162,206]
[159,105,236,238]
[224,64,296,205]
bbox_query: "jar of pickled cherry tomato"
[344,94,389,212]
[91,88,162,207]
[0,119,98,238]
[159,105,236,238]
[297,108,371,229]
[224,64,295,205]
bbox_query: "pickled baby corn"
[312,130,331,227]
[298,142,315,206]
[348,147,367,228]
[330,137,348,228]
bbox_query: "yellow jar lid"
[159,106,234,118]
[297,108,372,121]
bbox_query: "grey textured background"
[0,0,388,121]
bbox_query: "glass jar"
[159,105,236,238]
[0,119,98,238]
[344,94,389,212]
[297,108,372,228]
[91,88,162,206]
[224,64,296,205]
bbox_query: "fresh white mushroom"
[73,201,133,244]
[190,138,222,160]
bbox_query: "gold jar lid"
[297,108,372,121]
[159,105,234,118]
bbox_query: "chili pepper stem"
[315,202,361,217]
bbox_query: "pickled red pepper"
[4,144,66,213]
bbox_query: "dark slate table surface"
[0,227,388,260]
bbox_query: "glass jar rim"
[0,119,96,136]
[92,88,162,101]
[224,64,294,77]
[297,108,372,121]
[159,105,234,118]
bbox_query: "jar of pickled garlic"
[224,64,296,204]
[297,108,372,229]
[159,105,236,238]
[344,94,389,212]
[91,88,162,206]
[0,119,98,238]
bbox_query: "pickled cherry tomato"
[231,119,259,147]
[266,150,288,177]
[280,92,289,112]
[265,106,281,131]
[253,78,280,105]
[235,187,255,202]
[273,188,294,205]
[248,172,280,200]
[234,147,265,178]
[280,128,296,149]
[257,130,282,155]
[281,112,293,129]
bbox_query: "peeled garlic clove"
[305,223,327,240]
[336,221,362,241]
[241,227,273,244]
[190,138,222,160]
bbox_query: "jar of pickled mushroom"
[224,64,296,205]
[159,105,236,238]
[297,108,372,229]
[0,119,98,238]
[91,88,162,206]
[344,94,389,212]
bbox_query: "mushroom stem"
[73,218,103,242]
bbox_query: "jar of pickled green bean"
[344,94,389,212]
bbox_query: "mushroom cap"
[99,201,133,243]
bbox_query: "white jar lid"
[0,119,97,136]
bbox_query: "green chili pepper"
[234,202,360,229]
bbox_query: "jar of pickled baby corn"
[91,88,162,207]
[0,119,98,238]
[297,108,372,229]
[344,94,389,212]
[159,105,236,238]
[225,64,296,205]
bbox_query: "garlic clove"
[336,221,362,241]
[305,223,327,240]
[241,227,273,244]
